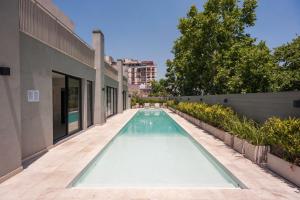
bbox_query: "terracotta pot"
[267,153,300,187]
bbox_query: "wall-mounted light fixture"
[0,65,10,76]
[293,100,300,108]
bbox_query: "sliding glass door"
[52,72,82,142]
[87,81,93,127]
[52,72,67,141]
[67,77,81,134]
[106,86,117,118]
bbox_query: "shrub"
[138,98,166,104]
[262,117,300,166]
[166,101,300,164]
[226,117,266,145]
[167,101,266,145]
[166,100,177,108]
[131,97,137,107]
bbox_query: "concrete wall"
[0,0,23,180]
[104,75,118,88]
[20,32,96,159]
[36,0,75,31]
[171,92,300,123]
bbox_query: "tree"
[149,79,169,97]
[273,36,300,91]
[166,0,281,95]
[214,40,277,93]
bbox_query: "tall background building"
[118,58,157,96]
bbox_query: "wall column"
[92,30,105,125]
[117,61,124,113]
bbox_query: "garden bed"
[166,100,300,187]
[168,106,268,164]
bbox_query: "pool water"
[72,109,242,188]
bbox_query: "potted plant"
[263,117,300,187]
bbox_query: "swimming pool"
[71,109,243,188]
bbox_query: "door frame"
[52,71,82,143]
[87,80,93,127]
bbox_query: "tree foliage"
[149,79,168,97]
[273,36,300,91]
[165,0,299,95]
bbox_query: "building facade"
[0,0,129,182]
[120,59,157,96]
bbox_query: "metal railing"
[19,0,94,67]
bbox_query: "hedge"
[262,117,300,165]
[131,97,166,107]
[166,100,300,166]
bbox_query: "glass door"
[106,86,118,118]
[67,77,81,134]
[52,72,67,141]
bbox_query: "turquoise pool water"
[72,109,242,188]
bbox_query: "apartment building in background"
[0,0,129,183]
[117,58,157,96]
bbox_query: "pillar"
[117,60,123,113]
[92,30,105,125]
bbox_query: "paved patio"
[0,109,299,200]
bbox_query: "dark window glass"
[68,77,81,134]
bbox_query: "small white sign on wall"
[27,90,40,102]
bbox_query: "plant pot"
[244,141,269,164]
[223,132,234,147]
[233,136,245,154]
[187,115,193,123]
[192,117,199,126]
[201,122,225,141]
[267,153,300,187]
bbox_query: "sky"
[53,0,300,79]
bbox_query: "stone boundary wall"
[143,91,300,122]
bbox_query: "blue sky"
[53,0,300,79]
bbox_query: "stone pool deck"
[0,108,299,200]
